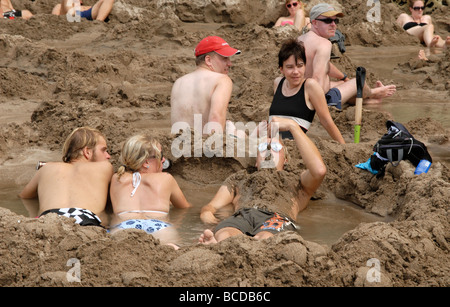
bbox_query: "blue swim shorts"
[113,219,171,234]
[81,7,93,20]
[325,88,342,110]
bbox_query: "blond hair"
[62,127,105,163]
[116,134,161,179]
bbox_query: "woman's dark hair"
[278,39,306,68]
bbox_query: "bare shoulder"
[144,172,175,183]
[317,35,332,47]
[173,71,193,85]
[195,68,230,84]
[216,71,232,82]
[423,15,433,22]
[91,161,114,175]
[38,161,70,174]
[214,73,232,90]
[96,160,113,169]
[396,13,410,23]
[301,31,330,48]
[305,77,322,91]
[40,161,64,169]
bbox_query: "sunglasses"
[286,2,298,8]
[412,6,425,10]
[258,142,283,153]
[315,18,339,24]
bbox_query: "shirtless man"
[53,0,114,22]
[1,0,33,19]
[19,127,113,227]
[199,117,326,243]
[298,3,397,109]
[170,36,240,135]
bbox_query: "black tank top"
[269,78,316,138]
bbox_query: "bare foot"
[166,243,180,250]
[418,49,428,61]
[445,36,450,49]
[369,81,396,100]
[428,35,440,48]
[198,229,217,244]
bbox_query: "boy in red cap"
[171,36,240,135]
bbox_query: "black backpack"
[370,120,432,177]
[329,29,346,53]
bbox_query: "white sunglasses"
[258,142,283,152]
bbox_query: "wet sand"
[0,0,449,287]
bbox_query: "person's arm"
[168,175,192,209]
[19,172,40,199]
[329,62,348,82]
[311,40,332,91]
[59,0,70,15]
[207,75,232,131]
[1,0,14,12]
[200,184,234,224]
[294,6,306,30]
[306,79,345,144]
[273,77,282,94]
[271,117,326,211]
[395,13,407,28]
[422,14,433,25]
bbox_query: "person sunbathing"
[274,0,310,31]
[109,134,191,248]
[396,0,450,48]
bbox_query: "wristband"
[340,73,347,81]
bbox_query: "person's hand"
[269,117,298,134]
[200,210,220,224]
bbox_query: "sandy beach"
[0,0,449,287]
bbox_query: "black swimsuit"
[269,78,315,139]
[403,21,427,31]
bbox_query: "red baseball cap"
[194,36,241,57]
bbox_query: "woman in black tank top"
[269,39,345,144]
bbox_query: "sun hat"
[194,36,241,57]
[309,3,344,21]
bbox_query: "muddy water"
[168,177,389,247]
[0,45,448,246]
[1,169,389,247]
[346,45,449,129]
